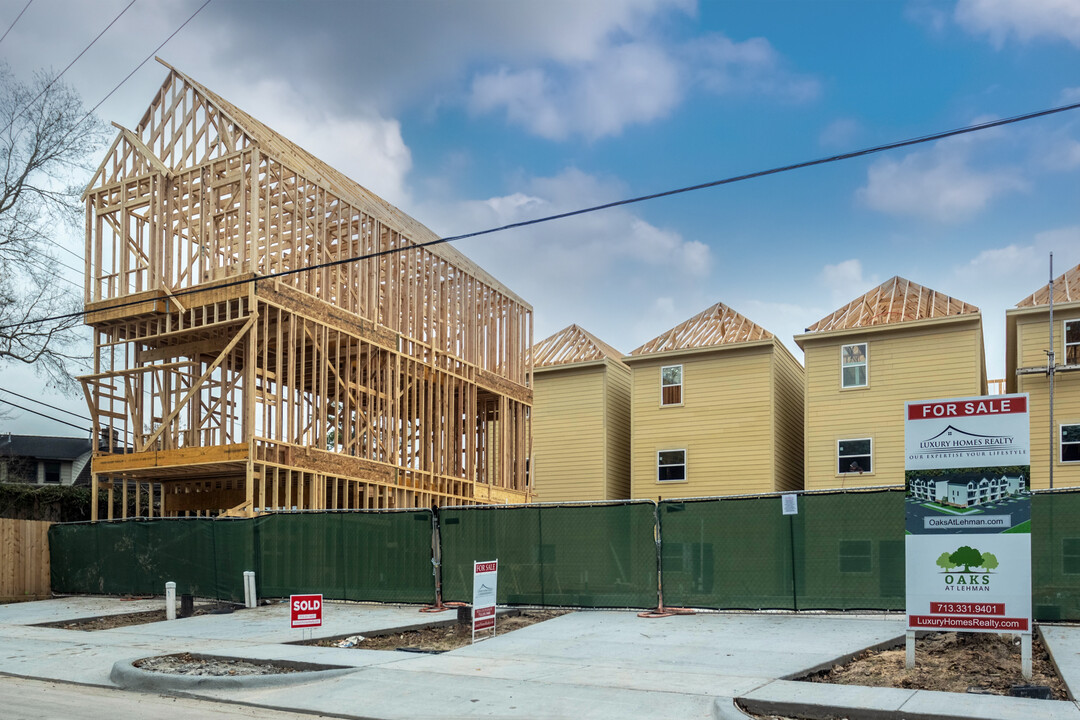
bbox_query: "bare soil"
[135,652,300,676]
[38,604,229,630]
[801,631,1068,698]
[310,609,568,653]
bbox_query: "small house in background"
[795,276,987,490]
[1007,262,1080,489]
[0,435,93,485]
[529,325,631,502]
[624,302,804,499]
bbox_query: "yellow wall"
[604,363,633,499]
[800,317,985,490]
[1012,304,1080,489]
[531,361,633,502]
[629,340,797,499]
[772,343,805,492]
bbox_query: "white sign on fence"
[472,559,498,642]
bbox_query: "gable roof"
[142,60,526,308]
[805,276,978,334]
[1016,262,1080,307]
[0,434,91,460]
[629,302,773,356]
[530,325,626,369]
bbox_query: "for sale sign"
[904,394,1031,634]
[472,560,498,637]
[290,594,323,628]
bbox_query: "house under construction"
[81,61,532,519]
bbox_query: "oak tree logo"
[935,546,998,591]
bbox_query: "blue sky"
[3,0,1079,435]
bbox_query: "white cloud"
[857,137,1026,223]
[820,259,880,308]
[469,30,818,141]
[1060,87,1080,104]
[955,0,1080,48]
[232,79,414,208]
[687,34,821,103]
[819,118,862,148]
[418,168,713,353]
[469,42,681,141]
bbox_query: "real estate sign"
[472,560,498,639]
[904,394,1031,633]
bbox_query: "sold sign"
[290,594,323,628]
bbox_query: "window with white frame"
[838,438,872,474]
[1063,424,1080,463]
[657,449,686,482]
[661,365,683,406]
[1066,320,1079,365]
[841,343,867,388]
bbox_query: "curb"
[110,655,358,692]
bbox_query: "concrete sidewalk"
[1,597,1078,719]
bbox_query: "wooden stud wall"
[83,68,532,519]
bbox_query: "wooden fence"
[0,519,50,601]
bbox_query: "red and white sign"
[290,594,323,628]
[472,559,498,640]
[906,396,1027,420]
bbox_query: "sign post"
[472,560,498,643]
[291,593,323,641]
[904,394,1032,678]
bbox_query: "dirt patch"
[800,631,1068,699]
[135,652,300,676]
[38,604,234,631]
[311,609,569,653]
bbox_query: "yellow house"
[529,325,631,502]
[795,276,987,490]
[625,302,804,499]
[1006,262,1080,489]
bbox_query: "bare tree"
[0,64,108,390]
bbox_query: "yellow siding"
[802,318,984,490]
[630,344,776,499]
[772,343,805,492]
[531,366,607,501]
[1014,306,1080,489]
[604,363,632,499]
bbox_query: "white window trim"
[840,342,868,389]
[660,364,683,407]
[1062,423,1080,464]
[837,437,873,475]
[1065,319,1080,366]
[657,448,687,483]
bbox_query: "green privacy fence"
[49,509,434,604]
[438,501,658,607]
[49,518,253,601]
[658,490,904,611]
[47,488,1080,619]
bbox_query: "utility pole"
[1048,252,1055,489]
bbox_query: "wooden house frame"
[81,61,532,519]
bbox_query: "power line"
[0,0,32,47]
[61,0,213,147]
[0,397,90,433]
[0,386,90,421]
[0,0,136,137]
[3,97,1080,335]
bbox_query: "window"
[43,461,61,484]
[841,343,867,388]
[657,450,686,482]
[838,438,872,474]
[839,540,872,573]
[661,365,682,405]
[1066,320,1080,365]
[1063,424,1080,463]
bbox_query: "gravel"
[134,652,300,676]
